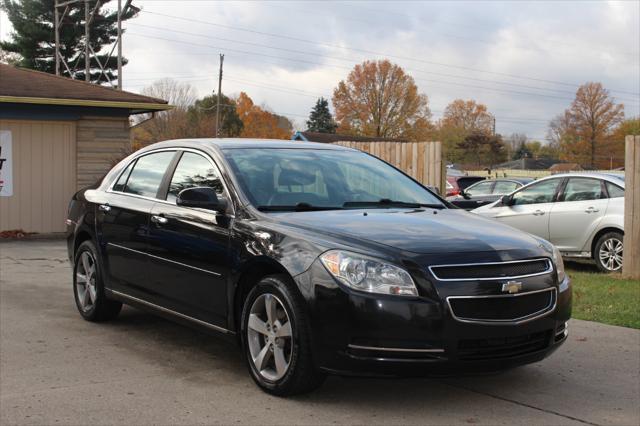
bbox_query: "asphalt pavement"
[1,240,639,425]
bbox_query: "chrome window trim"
[108,289,233,335]
[106,147,235,216]
[347,344,444,354]
[446,287,557,326]
[107,243,222,277]
[428,257,554,281]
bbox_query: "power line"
[139,9,640,97]
[129,21,628,100]
[127,32,640,105]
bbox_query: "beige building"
[0,64,171,234]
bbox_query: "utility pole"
[84,0,90,81]
[54,1,60,76]
[215,54,225,138]
[492,117,496,136]
[117,0,123,89]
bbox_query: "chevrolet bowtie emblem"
[502,281,523,294]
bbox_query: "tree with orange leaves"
[332,59,432,139]
[235,92,292,139]
[550,82,624,169]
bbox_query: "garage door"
[0,119,76,234]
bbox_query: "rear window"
[606,182,624,198]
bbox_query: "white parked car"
[473,173,625,272]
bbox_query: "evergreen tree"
[306,97,337,133]
[0,0,137,83]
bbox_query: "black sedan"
[447,177,534,210]
[66,139,571,396]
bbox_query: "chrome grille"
[447,288,557,324]
[429,258,553,281]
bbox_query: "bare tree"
[132,79,198,146]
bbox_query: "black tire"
[240,274,325,396]
[73,240,122,321]
[593,231,624,273]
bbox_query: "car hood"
[472,200,501,216]
[272,208,542,254]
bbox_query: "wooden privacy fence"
[331,141,445,195]
[623,135,640,279]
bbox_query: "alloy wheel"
[247,293,293,381]
[599,237,623,271]
[76,251,98,312]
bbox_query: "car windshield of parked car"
[224,148,444,210]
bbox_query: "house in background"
[292,131,407,143]
[548,162,584,173]
[0,64,172,234]
[493,157,560,170]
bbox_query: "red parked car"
[446,175,486,197]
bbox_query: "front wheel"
[594,232,624,273]
[240,275,325,396]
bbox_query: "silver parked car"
[473,173,624,272]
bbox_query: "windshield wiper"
[343,198,445,209]
[257,203,344,212]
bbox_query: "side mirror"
[460,189,471,199]
[177,187,226,212]
[500,195,513,206]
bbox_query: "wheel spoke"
[274,346,288,377]
[264,294,277,326]
[81,253,91,277]
[599,250,609,260]
[248,314,269,336]
[87,284,97,303]
[253,343,272,371]
[276,321,291,337]
[83,285,92,306]
[76,273,88,283]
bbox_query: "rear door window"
[123,151,176,198]
[561,178,605,202]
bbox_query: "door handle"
[585,207,599,213]
[533,210,545,216]
[151,215,168,225]
[98,204,111,212]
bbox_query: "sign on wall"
[0,130,12,197]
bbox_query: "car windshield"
[224,148,444,211]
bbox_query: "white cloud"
[2,1,639,135]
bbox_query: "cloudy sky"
[1,0,639,138]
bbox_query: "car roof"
[138,138,353,152]
[528,172,625,187]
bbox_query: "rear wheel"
[73,240,122,321]
[240,274,325,396]
[594,232,624,273]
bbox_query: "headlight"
[320,250,418,296]
[552,246,566,283]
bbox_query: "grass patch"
[566,262,640,329]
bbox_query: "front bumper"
[296,259,572,377]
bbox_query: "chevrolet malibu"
[66,139,571,396]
